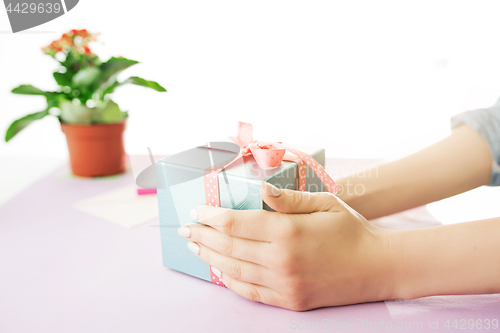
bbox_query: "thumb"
[260,181,344,214]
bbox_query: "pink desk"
[0,158,498,333]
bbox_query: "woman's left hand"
[177,182,401,311]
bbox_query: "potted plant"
[4,29,166,177]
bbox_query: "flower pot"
[61,121,126,177]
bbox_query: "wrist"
[387,226,457,300]
[357,225,407,302]
[383,229,411,300]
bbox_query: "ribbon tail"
[203,153,246,287]
[284,147,340,194]
[231,121,254,148]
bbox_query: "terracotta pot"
[61,121,126,177]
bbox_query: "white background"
[1,0,499,222]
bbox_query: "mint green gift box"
[155,139,326,283]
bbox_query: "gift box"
[155,122,338,285]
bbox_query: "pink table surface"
[0,158,498,333]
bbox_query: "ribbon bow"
[204,122,340,287]
[231,122,287,169]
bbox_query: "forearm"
[390,217,500,299]
[336,125,493,220]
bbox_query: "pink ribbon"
[204,122,340,286]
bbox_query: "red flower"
[60,35,72,46]
[42,29,97,56]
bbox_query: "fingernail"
[187,241,200,255]
[261,181,281,197]
[189,209,198,221]
[211,266,222,279]
[177,226,191,238]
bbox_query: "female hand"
[177,182,400,311]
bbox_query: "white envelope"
[72,185,159,228]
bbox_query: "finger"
[178,223,271,266]
[191,205,285,242]
[260,181,344,214]
[221,274,284,309]
[188,241,270,286]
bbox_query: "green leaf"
[45,93,67,106]
[102,76,166,96]
[123,76,166,91]
[59,100,125,125]
[53,72,72,86]
[72,67,101,88]
[99,57,139,80]
[95,100,124,123]
[5,109,49,142]
[94,57,139,94]
[59,100,94,124]
[100,81,120,96]
[11,85,53,96]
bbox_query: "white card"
[72,185,159,228]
